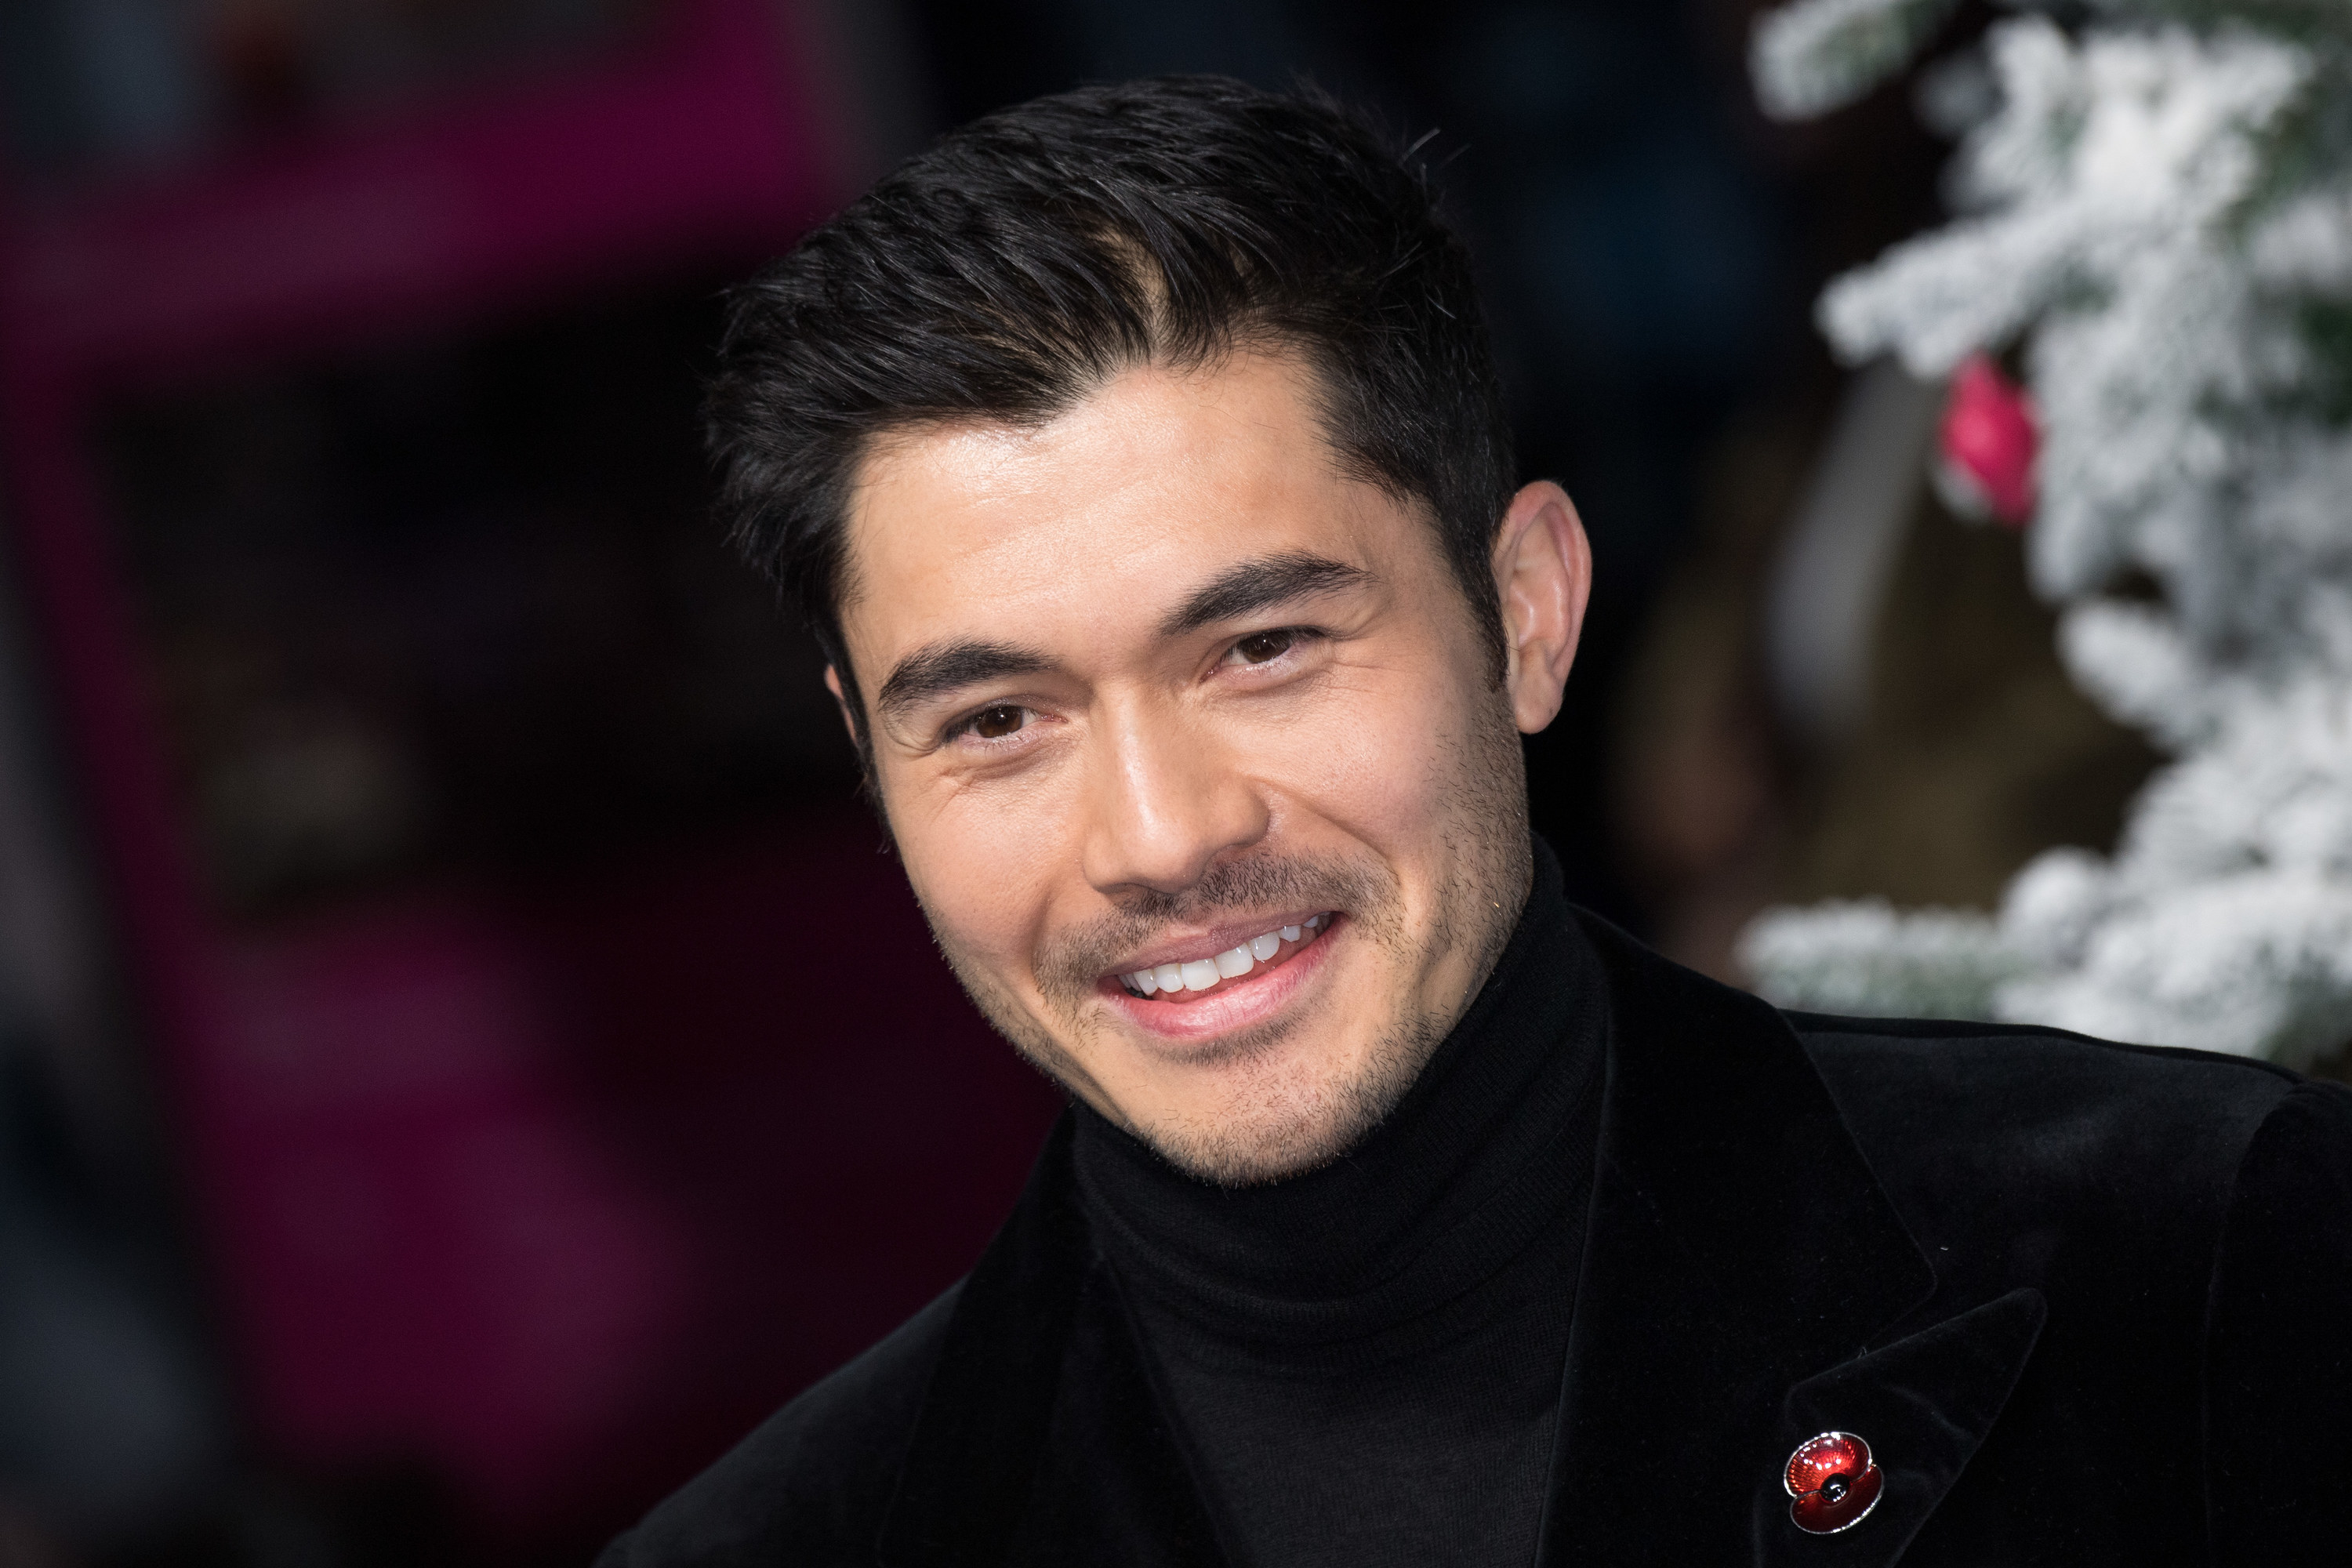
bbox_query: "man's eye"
[1231,629,1301,665]
[967,704,1027,739]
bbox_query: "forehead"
[837,352,1412,669]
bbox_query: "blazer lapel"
[878,1112,1226,1568]
[998,1263,1228,1566]
[1755,1287,2045,1566]
[879,1114,1093,1568]
[1539,916,1942,1566]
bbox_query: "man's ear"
[1490,481,1592,735]
[823,664,865,750]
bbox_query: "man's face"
[835,351,1586,1184]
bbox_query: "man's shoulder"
[1787,1010,2320,1229]
[1789,1009,2305,1115]
[598,1282,962,1568]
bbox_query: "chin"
[1143,1102,1369,1188]
[1133,1016,1443,1188]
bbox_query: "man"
[601,78,2352,1566]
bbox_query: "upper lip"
[1102,909,1333,977]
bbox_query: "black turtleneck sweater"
[1072,845,1609,1568]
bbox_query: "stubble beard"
[928,684,1534,1189]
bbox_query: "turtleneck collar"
[1072,838,1608,1352]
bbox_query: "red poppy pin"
[1784,1431,1883,1534]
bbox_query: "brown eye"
[1232,629,1298,665]
[970,704,1026,739]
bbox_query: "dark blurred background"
[0,1,2143,1563]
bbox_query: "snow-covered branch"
[1741,0,2352,1063]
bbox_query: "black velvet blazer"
[601,914,2352,1566]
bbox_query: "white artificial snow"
[1740,0,2352,1066]
[1751,0,1964,119]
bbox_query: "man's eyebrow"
[876,638,1054,723]
[1157,551,1375,639]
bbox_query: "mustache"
[1036,851,1396,1005]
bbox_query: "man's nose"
[1078,701,1269,897]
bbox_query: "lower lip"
[1098,918,1343,1047]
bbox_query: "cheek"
[1258,660,1467,851]
[893,778,1073,979]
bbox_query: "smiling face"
[834,350,1590,1184]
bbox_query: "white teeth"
[1128,919,1329,1000]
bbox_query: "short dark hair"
[706,74,1516,752]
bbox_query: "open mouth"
[1112,913,1332,1002]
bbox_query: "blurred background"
[0,1,2150,1562]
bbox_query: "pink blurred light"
[2,0,837,382]
[201,901,689,1523]
[0,0,906,1537]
